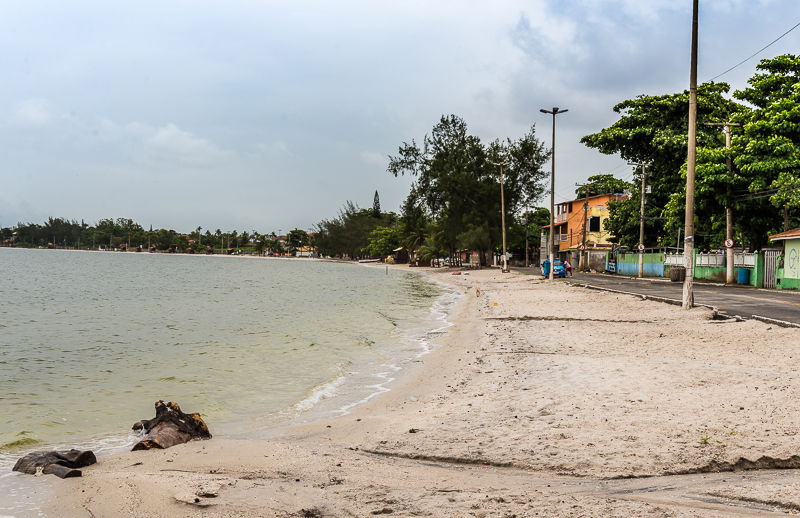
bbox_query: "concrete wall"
[615,253,665,277]
[693,265,726,283]
[776,239,800,290]
[785,240,800,280]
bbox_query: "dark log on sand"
[132,400,211,451]
[13,449,97,478]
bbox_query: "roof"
[769,228,800,241]
[556,192,627,205]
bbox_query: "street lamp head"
[541,107,568,115]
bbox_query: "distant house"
[541,193,627,270]
[295,246,316,258]
[769,228,800,291]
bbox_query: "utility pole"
[682,0,699,309]
[521,215,530,267]
[574,183,589,271]
[629,163,648,278]
[705,122,740,284]
[488,160,510,273]
[540,107,568,280]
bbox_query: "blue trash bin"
[542,259,551,277]
[736,268,750,285]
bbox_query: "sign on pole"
[638,244,645,251]
[724,238,734,248]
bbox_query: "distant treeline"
[1,218,310,254]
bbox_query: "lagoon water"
[0,249,454,477]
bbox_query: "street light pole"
[540,107,568,281]
[488,160,510,273]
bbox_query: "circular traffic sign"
[638,243,645,251]
[724,238,734,248]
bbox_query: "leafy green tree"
[575,174,631,198]
[733,55,800,229]
[367,223,401,257]
[581,83,744,248]
[314,201,397,258]
[286,228,309,253]
[398,189,428,262]
[388,114,548,265]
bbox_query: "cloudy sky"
[1,1,797,233]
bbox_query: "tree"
[366,223,401,257]
[314,201,397,259]
[286,229,309,253]
[372,190,381,218]
[388,114,549,265]
[733,54,800,232]
[581,83,745,248]
[575,174,631,198]
[398,189,428,262]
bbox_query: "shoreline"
[1,262,459,516]
[22,267,800,516]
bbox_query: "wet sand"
[32,268,800,516]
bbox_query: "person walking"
[564,259,573,277]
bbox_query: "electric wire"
[708,20,800,81]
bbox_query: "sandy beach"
[27,267,800,516]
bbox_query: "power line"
[709,20,800,81]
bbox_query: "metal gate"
[764,249,780,289]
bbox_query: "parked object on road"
[670,266,686,282]
[13,449,96,478]
[552,260,567,278]
[132,400,211,451]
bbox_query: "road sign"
[638,244,645,251]
[578,244,585,250]
[724,238,734,248]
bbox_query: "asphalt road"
[566,272,800,326]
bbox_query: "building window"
[588,216,601,232]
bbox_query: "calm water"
[0,249,454,472]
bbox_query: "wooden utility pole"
[629,163,648,278]
[705,122,740,284]
[499,163,508,273]
[574,183,590,271]
[682,0,699,310]
[488,160,510,273]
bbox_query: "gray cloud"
[0,0,798,231]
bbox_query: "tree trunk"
[13,449,96,478]
[132,400,211,451]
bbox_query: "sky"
[1,0,798,233]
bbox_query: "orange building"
[541,193,627,268]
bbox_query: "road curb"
[750,315,800,329]
[567,281,721,319]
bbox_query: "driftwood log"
[13,449,96,478]
[132,400,211,451]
